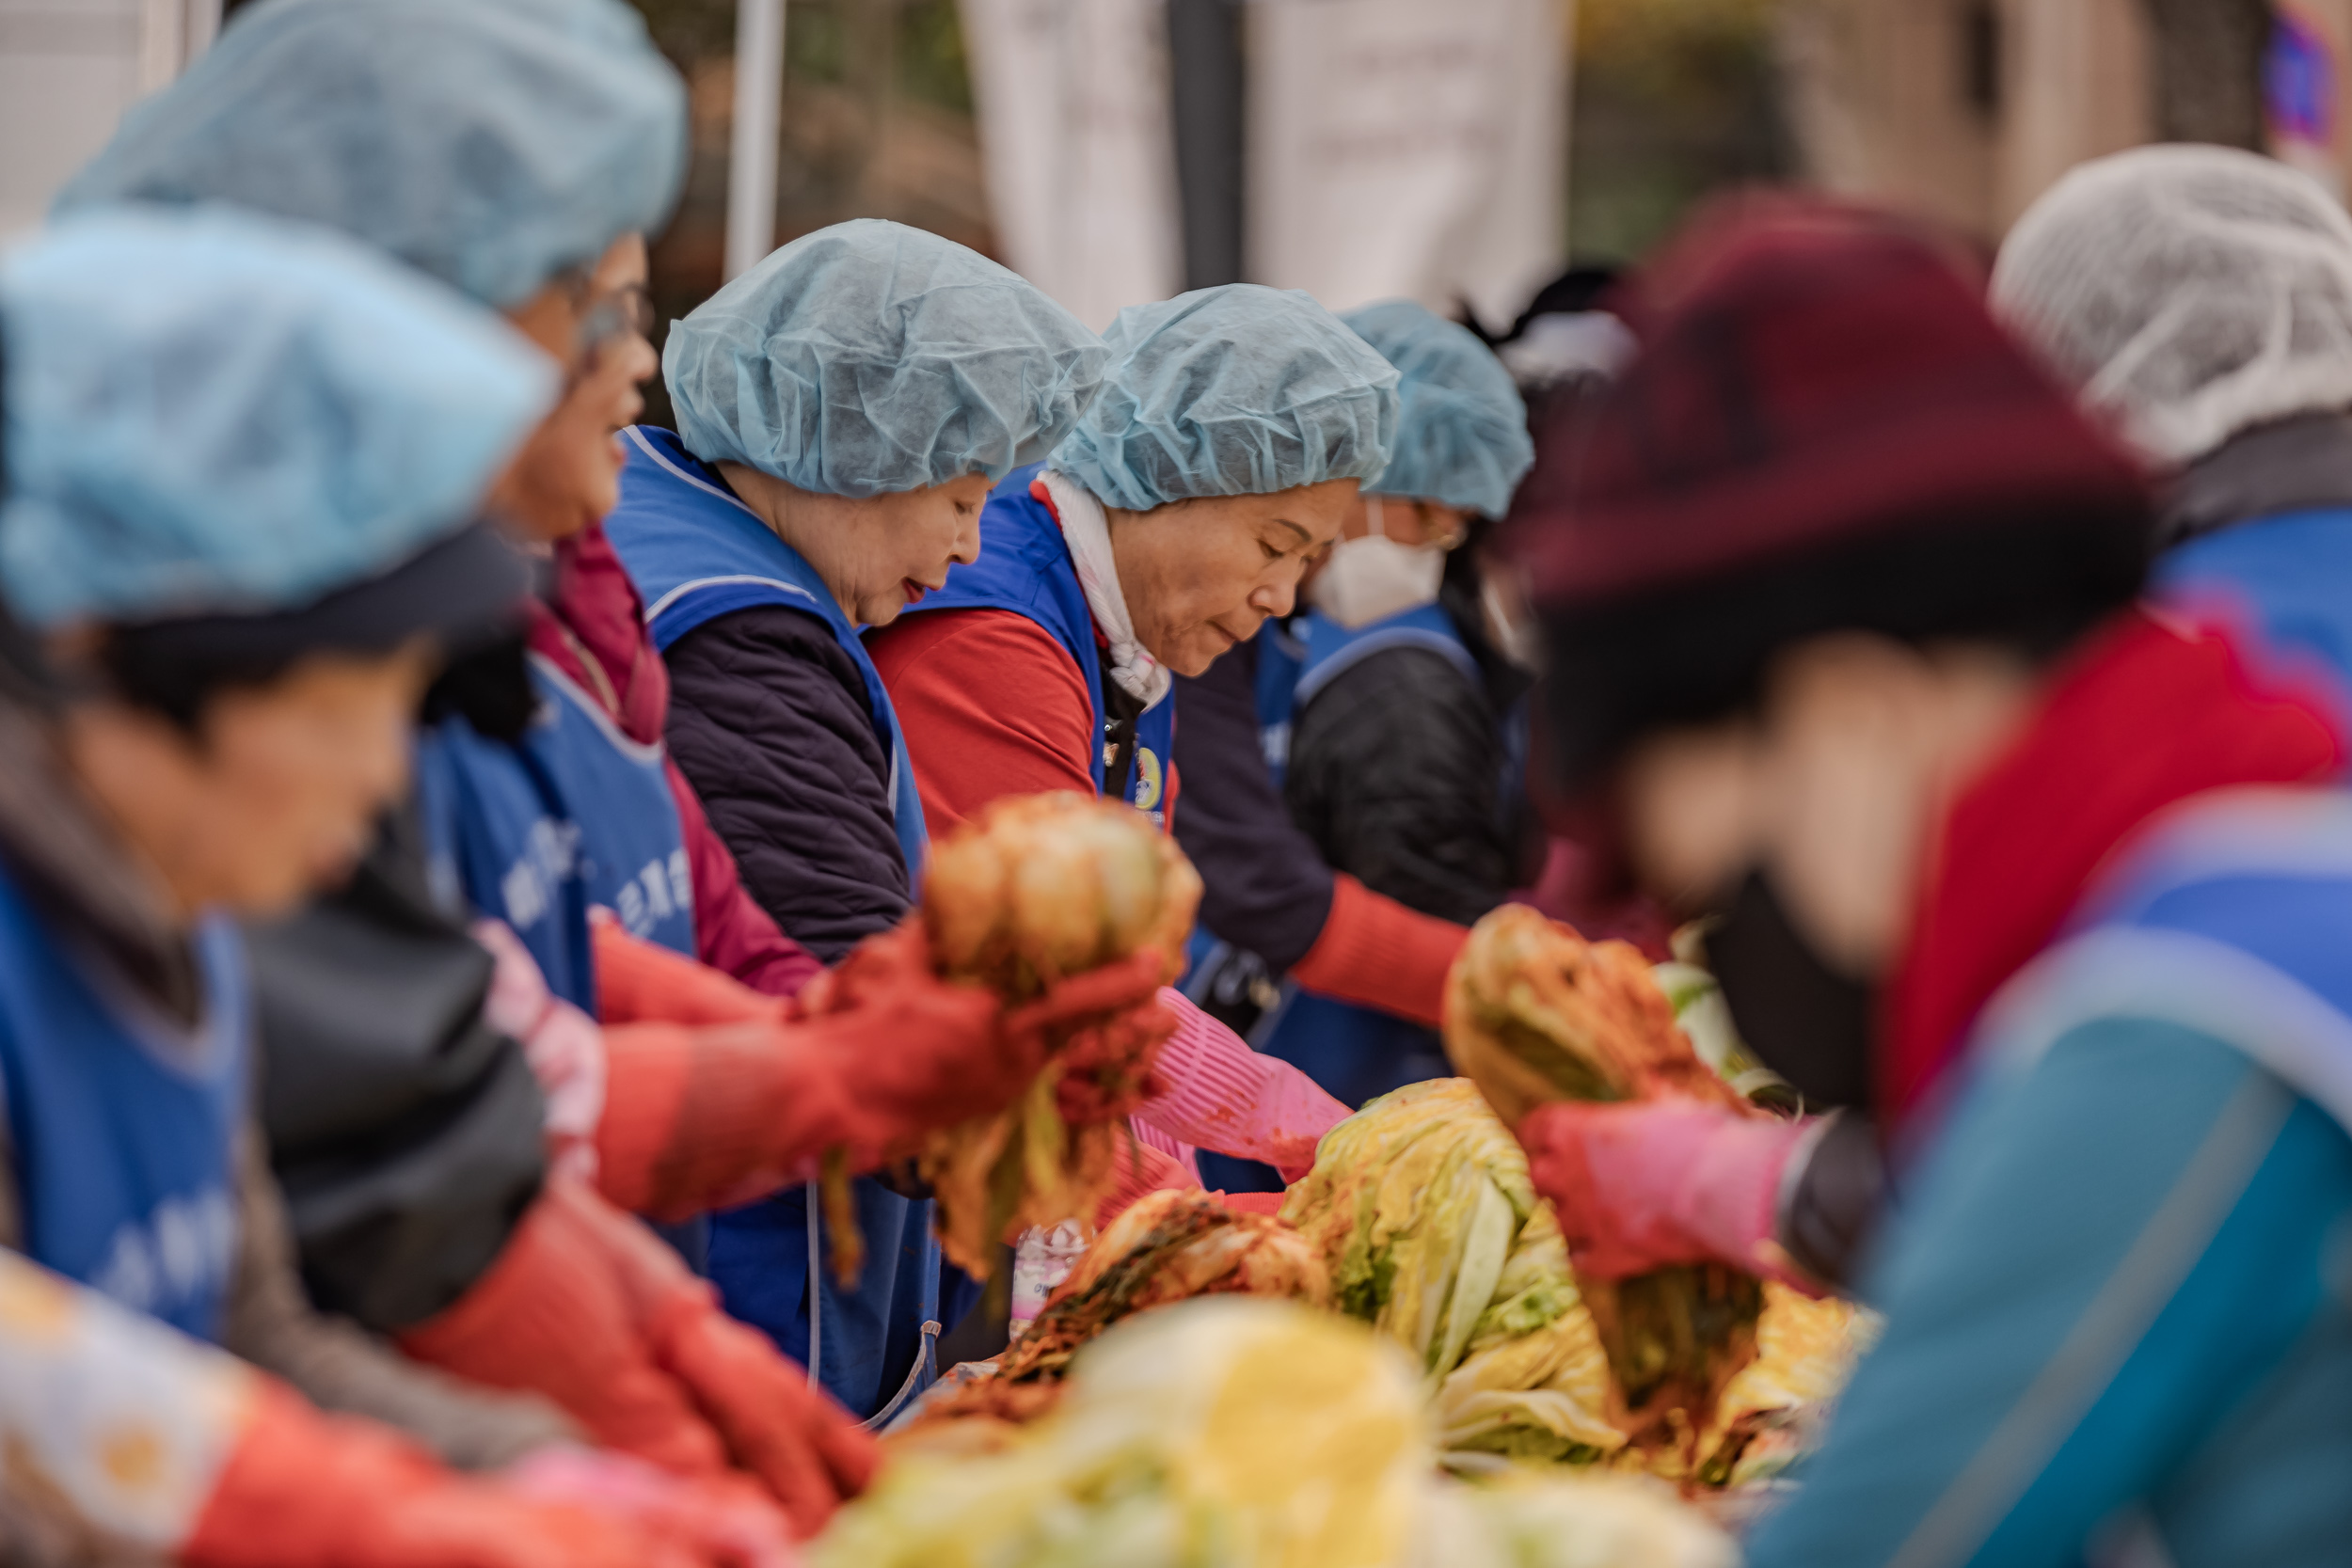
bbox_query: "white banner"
[1247,0,1565,327]
[957,0,1184,330]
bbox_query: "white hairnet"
[664,220,1107,497]
[1049,285,1400,511]
[0,207,553,628]
[56,0,685,309]
[1991,143,2352,467]
[1342,299,1533,518]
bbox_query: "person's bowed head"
[1487,197,2151,1293]
[0,207,559,924]
[1041,284,1403,677]
[662,219,1107,628]
[1304,298,1534,632]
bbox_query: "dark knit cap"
[1509,197,2153,791]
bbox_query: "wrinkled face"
[63,642,437,921]
[723,467,993,627]
[1107,478,1360,676]
[490,233,658,544]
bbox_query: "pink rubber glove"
[476,918,607,1183]
[1134,990,1350,1180]
[1518,1098,1821,1289]
[501,1449,798,1568]
[1091,1135,1204,1230]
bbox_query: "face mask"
[1308,497,1446,629]
[1704,868,1876,1110]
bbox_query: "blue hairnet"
[1048,284,1400,511]
[1342,300,1533,519]
[0,207,556,628]
[56,0,685,308]
[664,220,1108,497]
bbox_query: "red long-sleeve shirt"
[869,602,1466,1027]
[866,607,1179,835]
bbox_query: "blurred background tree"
[607,0,2288,400]
[1567,0,1794,263]
[629,0,993,422]
[2141,0,2271,145]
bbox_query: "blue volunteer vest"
[600,425,944,1421]
[604,426,929,879]
[0,862,246,1340]
[898,465,1177,823]
[1252,618,1308,790]
[1973,784,2352,1147]
[1248,602,1485,1109]
[1175,619,1312,999]
[2158,506,2352,698]
[1291,603,1481,719]
[413,655,695,1016]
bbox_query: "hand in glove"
[576,1186,882,1536]
[477,916,608,1182]
[1517,1098,1822,1289]
[811,933,1176,1132]
[400,1180,728,1479]
[502,1447,796,1568]
[1135,990,1348,1179]
[0,1244,758,1568]
[596,919,1022,1216]
[1091,1134,1202,1230]
[791,917,1055,1136]
[596,920,1175,1218]
[187,1381,783,1568]
[399,1178,878,1535]
[1009,952,1182,1127]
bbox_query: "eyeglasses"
[575,282,655,366]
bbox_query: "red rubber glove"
[793,917,1057,1132]
[400,1180,730,1478]
[186,1381,771,1568]
[574,1184,882,1538]
[1008,951,1181,1127]
[1288,873,1470,1029]
[596,919,1033,1216]
[399,1178,877,1536]
[0,1244,762,1568]
[594,913,787,1028]
[1518,1098,1820,1288]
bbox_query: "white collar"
[1039,470,1172,709]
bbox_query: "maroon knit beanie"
[1510,196,2153,790]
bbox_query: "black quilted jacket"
[660,604,911,964]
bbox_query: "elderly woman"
[1221,300,1540,1117]
[57,0,1138,1526]
[868,283,1400,1200]
[0,204,782,1568]
[612,219,1104,958]
[601,216,1128,1420]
